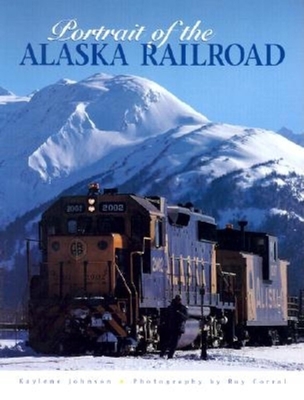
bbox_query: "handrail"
[115,263,133,323]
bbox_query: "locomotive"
[28,184,291,355]
[216,222,290,345]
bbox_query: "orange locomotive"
[29,184,225,355]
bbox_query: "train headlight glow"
[87,196,97,212]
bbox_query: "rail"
[0,322,28,331]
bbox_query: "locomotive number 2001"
[65,203,85,213]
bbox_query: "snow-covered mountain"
[0,73,304,307]
[0,74,208,226]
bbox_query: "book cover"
[0,0,303,392]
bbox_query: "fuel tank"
[177,318,200,349]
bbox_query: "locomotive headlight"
[87,196,97,212]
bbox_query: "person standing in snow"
[160,294,188,359]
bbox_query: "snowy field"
[0,331,304,371]
[0,330,303,398]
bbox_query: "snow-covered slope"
[1,73,304,228]
[93,122,304,197]
[0,73,208,225]
[0,72,304,304]
[26,73,208,183]
[0,88,30,131]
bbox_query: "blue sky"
[0,0,303,133]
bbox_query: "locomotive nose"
[47,233,126,298]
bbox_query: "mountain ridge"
[0,72,303,306]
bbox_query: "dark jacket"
[167,299,188,334]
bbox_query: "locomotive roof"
[167,204,216,224]
[42,192,163,216]
[43,191,215,222]
[130,194,163,214]
[217,226,274,238]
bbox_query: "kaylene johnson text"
[19,19,286,67]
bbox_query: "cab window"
[97,216,125,234]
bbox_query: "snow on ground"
[0,333,304,371]
[0,331,303,398]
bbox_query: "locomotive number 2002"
[99,202,126,213]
